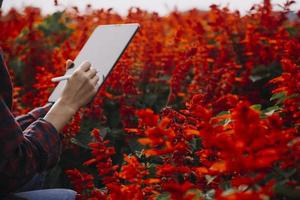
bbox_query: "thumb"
[66,59,74,71]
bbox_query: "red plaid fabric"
[0,49,62,194]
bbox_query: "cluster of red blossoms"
[1,0,300,199]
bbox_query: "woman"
[0,55,99,199]
[0,1,100,198]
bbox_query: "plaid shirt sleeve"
[16,103,53,130]
[0,97,62,194]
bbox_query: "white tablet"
[48,23,140,102]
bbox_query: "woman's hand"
[59,60,99,112]
[44,60,99,132]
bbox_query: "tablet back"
[48,23,139,102]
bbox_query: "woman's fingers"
[86,68,97,79]
[66,59,74,70]
[91,73,100,86]
[73,61,98,86]
[79,61,91,72]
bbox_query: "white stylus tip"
[51,75,72,82]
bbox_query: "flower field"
[0,0,300,199]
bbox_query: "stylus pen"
[51,75,73,82]
[51,73,104,82]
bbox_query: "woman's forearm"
[43,99,78,132]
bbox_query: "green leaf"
[159,75,171,81]
[274,167,297,179]
[216,111,230,116]
[185,189,203,200]
[204,189,216,200]
[250,62,282,83]
[215,111,231,126]
[251,104,262,111]
[205,175,217,185]
[249,75,263,82]
[270,92,286,101]
[147,163,158,176]
[217,118,232,126]
[221,188,238,197]
[70,138,90,149]
[286,26,299,37]
[191,137,202,151]
[262,105,281,116]
[270,92,299,105]
[156,193,171,200]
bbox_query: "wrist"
[44,99,78,132]
[56,98,79,115]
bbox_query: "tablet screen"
[48,23,139,102]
